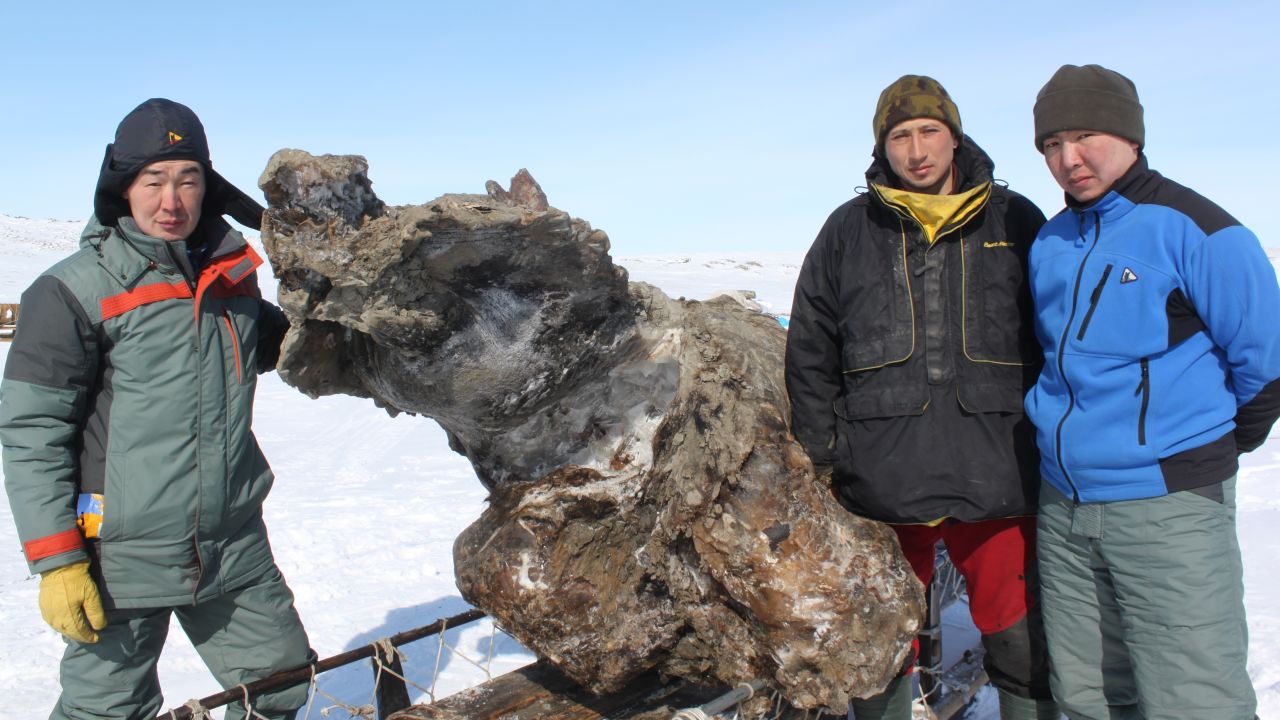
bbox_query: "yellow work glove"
[38,561,107,643]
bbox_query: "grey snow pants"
[51,565,313,720]
[1036,477,1255,720]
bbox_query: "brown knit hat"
[1034,64,1144,152]
[873,75,962,152]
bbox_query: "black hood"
[93,98,264,231]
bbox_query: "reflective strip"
[194,247,262,324]
[217,244,263,284]
[24,528,83,562]
[225,257,255,283]
[100,280,192,321]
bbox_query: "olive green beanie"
[873,75,962,152]
[1034,64,1144,152]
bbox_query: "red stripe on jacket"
[97,245,264,323]
[100,281,193,321]
[24,528,83,562]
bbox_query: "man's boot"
[997,688,1061,720]
[848,674,912,720]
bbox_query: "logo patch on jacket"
[1121,267,1139,284]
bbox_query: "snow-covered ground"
[0,214,1276,719]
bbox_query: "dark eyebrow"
[137,164,203,177]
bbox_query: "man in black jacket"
[785,75,1057,719]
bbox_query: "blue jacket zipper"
[1076,263,1113,341]
[1054,211,1102,504]
[1135,357,1150,445]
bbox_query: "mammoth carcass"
[257,150,924,714]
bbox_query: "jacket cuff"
[24,529,86,574]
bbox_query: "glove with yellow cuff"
[38,560,107,643]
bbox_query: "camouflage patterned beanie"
[873,75,962,152]
[1034,64,1144,152]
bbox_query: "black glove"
[256,301,289,372]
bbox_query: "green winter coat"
[1,216,287,609]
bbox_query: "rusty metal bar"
[154,608,487,720]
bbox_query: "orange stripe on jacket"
[100,281,193,321]
[24,528,83,562]
[222,312,242,383]
[194,247,263,325]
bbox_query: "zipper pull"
[1134,361,1149,395]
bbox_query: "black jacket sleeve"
[255,299,289,373]
[3,276,99,391]
[1009,193,1048,240]
[785,213,846,469]
[0,275,99,571]
[1236,377,1280,453]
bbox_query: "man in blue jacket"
[1026,64,1280,719]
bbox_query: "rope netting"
[289,615,503,719]
[157,608,499,720]
[161,551,972,720]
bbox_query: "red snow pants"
[892,516,1052,699]
[894,516,1037,634]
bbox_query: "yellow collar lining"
[873,181,992,245]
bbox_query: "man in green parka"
[1,99,312,719]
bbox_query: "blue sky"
[1,1,1275,255]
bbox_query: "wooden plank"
[916,646,989,720]
[376,650,413,719]
[387,661,719,720]
[0,303,17,341]
[391,654,988,720]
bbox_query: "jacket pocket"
[961,231,1039,365]
[1069,256,1174,360]
[1076,264,1114,341]
[221,310,243,384]
[841,235,916,372]
[100,453,128,542]
[218,299,258,385]
[839,371,930,420]
[1135,357,1150,446]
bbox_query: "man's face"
[1042,130,1139,204]
[883,118,958,195]
[124,160,205,242]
